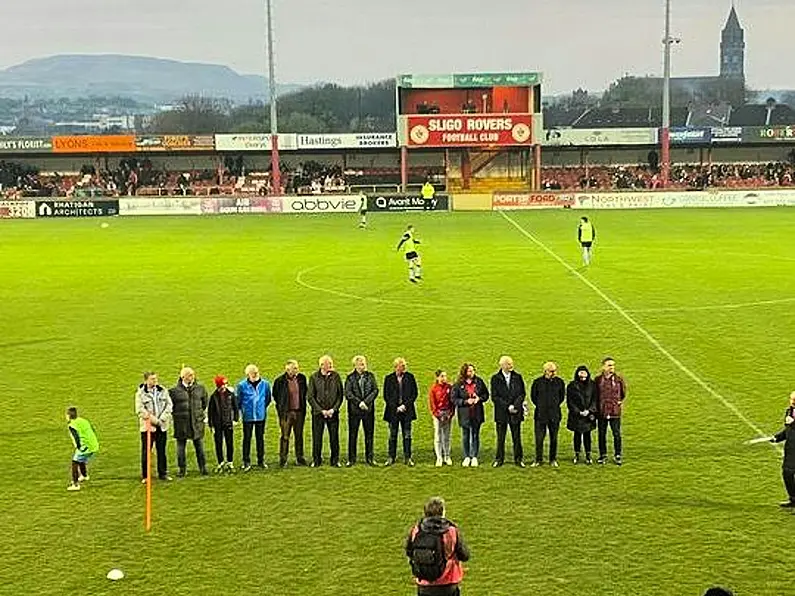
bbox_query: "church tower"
[720,4,745,80]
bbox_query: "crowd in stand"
[6,159,795,198]
[541,162,795,192]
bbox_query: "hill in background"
[0,54,302,103]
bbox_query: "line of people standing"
[134,355,626,480]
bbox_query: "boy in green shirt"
[66,407,100,492]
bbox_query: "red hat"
[214,375,228,388]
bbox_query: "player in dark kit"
[358,195,367,229]
[397,225,422,283]
[771,391,795,508]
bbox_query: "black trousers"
[212,426,234,464]
[312,413,340,465]
[242,420,265,466]
[573,431,593,455]
[495,420,523,463]
[534,419,560,463]
[348,411,375,462]
[140,429,168,479]
[418,585,461,596]
[598,418,622,457]
[783,467,795,501]
[388,417,413,459]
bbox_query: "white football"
[106,569,125,581]
[100,223,110,229]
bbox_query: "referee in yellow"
[578,216,596,266]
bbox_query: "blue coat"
[236,378,272,422]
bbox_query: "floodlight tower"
[661,0,681,188]
[266,0,281,195]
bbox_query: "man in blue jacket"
[236,364,272,471]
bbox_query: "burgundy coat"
[595,373,626,419]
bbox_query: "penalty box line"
[499,210,772,442]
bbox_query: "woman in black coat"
[566,365,597,465]
[451,363,489,467]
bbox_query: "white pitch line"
[499,210,771,440]
[296,266,795,315]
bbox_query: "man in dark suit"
[272,359,308,468]
[530,361,565,468]
[344,355,379,466]
[383,357,418,467]
[490,355,526,468]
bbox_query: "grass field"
[2,208,795,596]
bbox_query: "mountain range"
[0,55,303,103]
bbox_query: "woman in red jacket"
[429,370,454,467]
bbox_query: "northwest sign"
[406,114,533,147]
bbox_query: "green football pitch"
[2,208,794,596]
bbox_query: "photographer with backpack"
[405,497,471,596]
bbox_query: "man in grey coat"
[169,366,209,477]
[345,355,379,466]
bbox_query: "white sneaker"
[226,462,235,472]
[78,475,89,482]
[67,483,81,491]
[444,457,453,466]
[435,458,443,467]
[471,457,479,467]
[462,457,471,467]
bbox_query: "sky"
[3,0,794,94]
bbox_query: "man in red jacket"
[595,357,627,465]
[406,497,471,596]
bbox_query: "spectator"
[307,355,344,468]
[236,364,272,471]
[530,362,565,468]
[383,357,419,467]
[566,365,597,465]
[595,357,627,466]
[490,356,526,468]
[429,369,454,467]
[451,363,489,468]
[208,375,239,473]
[272,359,308,468]
[345,355,379,467]
[170,367,209,477]
[406,497,471,596]
[135,371,173,482]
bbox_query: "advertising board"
[119,197,203,216]
[543,128,657,146]
[214,134,298,151]
[406,114,533,148]
[0,200,36,219]
[52,135,137,154]
[135,135,215,151]
[366,194,449,212]
[35,200,120,217]
[492,193,575,210]
[201,197,283,214]
[281,195,364,214]
[297,133,397,150]
[0,137,53,153]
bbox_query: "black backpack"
[409,523,448,582]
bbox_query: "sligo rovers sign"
[406,114,533,147]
